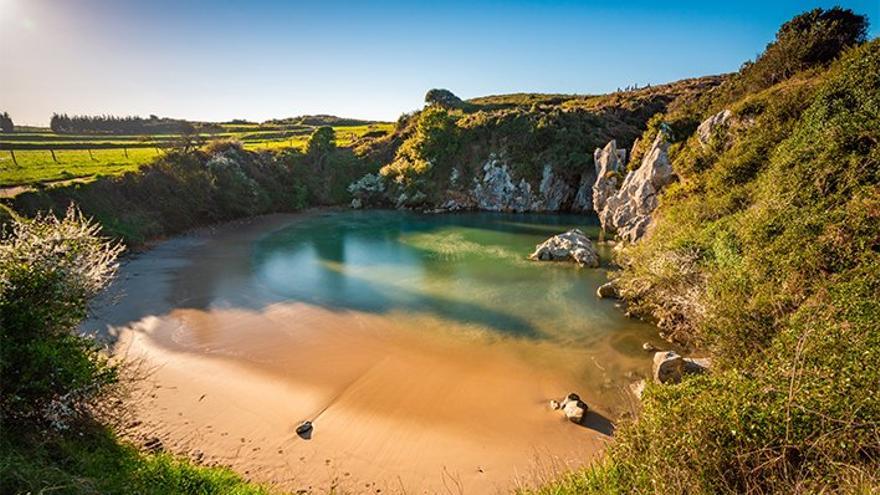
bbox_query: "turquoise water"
[253,210,656,349]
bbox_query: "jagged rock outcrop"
[697,109,732,148]
[591,140,626,217]
[539,165,574,211]
[468,157,575,212]
[529,229,600,267]
[594,131,674,243]
[653,351,684,384]
[471,158,538,212]
[572,170,596,212]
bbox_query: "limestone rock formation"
[471,157,538,212]
[529,229,600,267]
[591,140,626,217]
[539,165,574,211]
[683,357,712,374]
[572,171,596,212]
[697,109,732,148]
[594,131,674,243]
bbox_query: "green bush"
[0,208,269,495]
[0,207,122,426]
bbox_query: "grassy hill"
[525,8,879,494]
[0,119,392,187]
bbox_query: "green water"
[253,210,656,349]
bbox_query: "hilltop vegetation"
[528,8,879,494]
[365,75,721,208]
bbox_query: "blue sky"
[1,0,878,125]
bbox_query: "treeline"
[49,113,223,135]
[0,112,13,133]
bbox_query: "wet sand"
[83,213,651,494]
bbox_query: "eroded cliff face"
[412,155,591,213]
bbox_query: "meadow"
[0,122,392,187]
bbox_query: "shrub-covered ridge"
[528,9,879,494]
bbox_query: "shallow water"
[111,210,663,492]
[254,210,647,346]
[240,211,658,412]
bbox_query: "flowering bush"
[0,206,123,427]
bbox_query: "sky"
[1,0,878,126]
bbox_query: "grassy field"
[0,122,393,187]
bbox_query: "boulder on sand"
[560,393,588,424]
[529,229,599,268]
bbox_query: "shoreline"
[82,210,636,494]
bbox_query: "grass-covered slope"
[0,121,392,187]
[5,130,378,245]
[529,9,879,495]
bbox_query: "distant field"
[0,122,393,187]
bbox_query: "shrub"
[0,111,13,133]
[0,207,122,427]
[425,88,465,109]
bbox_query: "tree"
[0,112,14,133]
[744,7,868,88]
[170,123,204,154]
[425,89,464,109]
[306,126,336,156]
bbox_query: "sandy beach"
[82,213,642,494]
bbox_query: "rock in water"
[529,229,600,267]
[549,400,561,410]
[652,351,684,384]
[596,281,619,299]
[642,342,658,352]
[560,393,588,424]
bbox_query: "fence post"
[124,147,129,158]
[50,149,58,163]
[10,149,17,166]
[88,149,95,161]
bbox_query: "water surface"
[115,210,663,493]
